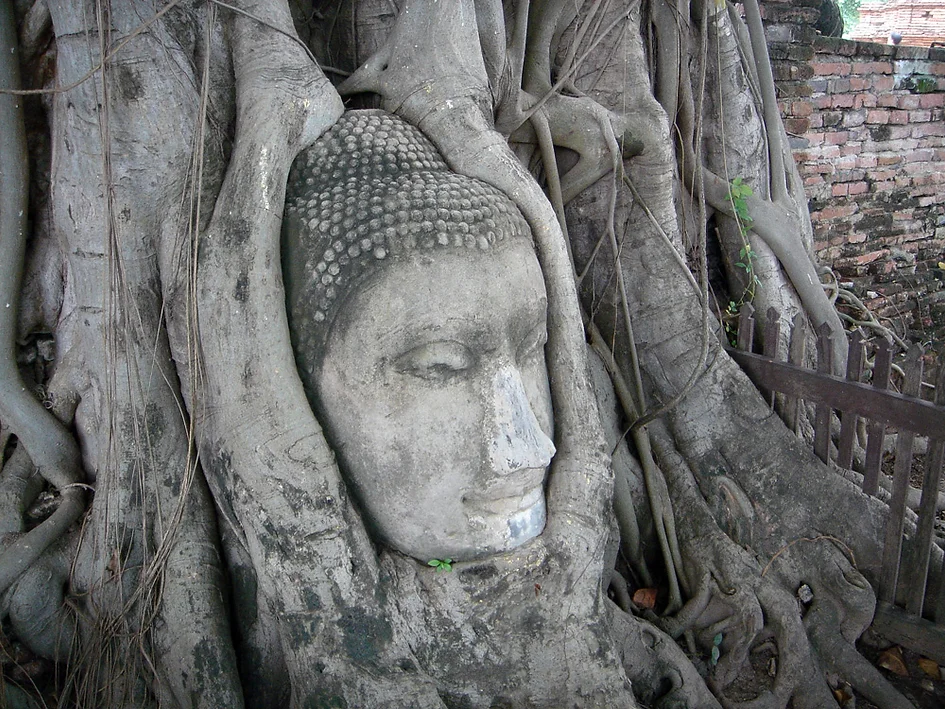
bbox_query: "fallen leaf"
[877,647,909,677]
[632,587,658,610]
[832,686,853,705]
[917,657,940,679]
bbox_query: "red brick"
[812,62,851,76]
[905,149,934,162]
[887,125,912,140]
[819,205,858,219]
[919,94,945,108]
[849,77,870,91]
[832,183,849,196]
[908,110,932,123]
[872,76,895,91]
[904,161,933,175]
[843,110,867,128]
[855,250,886,265]
[832,94,855,108]
[784,118,810,135]
[836,155,857,170]
[792,101,814,118]
[866,109,890,124]
[854,93,878,108]
[877,94,899,108]
[888,111,909,125]
[848,181,869,195]
[853,61,893,75]
[897,95,920,110]
[856,155,878,168]
[825,130,850,145]
[913,123,945,138]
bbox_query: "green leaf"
[713,633,723,646]
[428,559,440,567]
[710,645,720,665]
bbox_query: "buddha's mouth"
[463,484,544,516]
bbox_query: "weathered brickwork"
[763,1,945,349]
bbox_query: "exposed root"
[612,604,724,708]
[0,0,85,599]
[649,424,904,709]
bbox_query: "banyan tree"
[0,0,930,707]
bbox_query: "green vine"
[723,178,761,345]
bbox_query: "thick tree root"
[0,0,85,600]
[651,425,915,709]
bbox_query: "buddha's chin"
[389,489,547,563]
[461,488,546,559]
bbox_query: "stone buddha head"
[283,111,555,562]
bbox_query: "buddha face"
[313,240,555,561]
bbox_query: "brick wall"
[849,0,945,47]
[764,0,945,349]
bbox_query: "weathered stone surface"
[283,110,557,562]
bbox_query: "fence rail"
[725,304,945,662]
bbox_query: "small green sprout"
[427,558,453,572]
[710,632,723,666]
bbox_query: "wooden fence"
[725,304,945,662]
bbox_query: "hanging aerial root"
[0,0,85,598]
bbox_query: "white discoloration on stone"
[488,365,556,474]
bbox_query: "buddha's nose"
[487,366,556,474]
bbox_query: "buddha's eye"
[394,341,475,381]
[517,324,547,362]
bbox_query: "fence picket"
[814,322,834,464]
[879,345,923,604]
[737,303,755,353]
[909,361,945,616]
[863,338,892,497]
[784,314,807,434]
[837,330,865,470]
[725,306,945,642]
[762,307,781,407]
